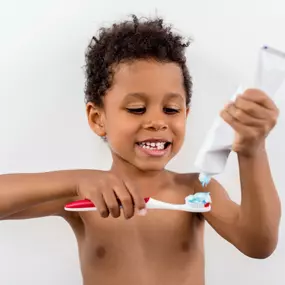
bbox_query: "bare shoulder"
[170,171,233,202]
[170,171,199,193]
[170,171,239,225]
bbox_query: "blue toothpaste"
[186,192,211,204]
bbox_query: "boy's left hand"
[220,88,279,157]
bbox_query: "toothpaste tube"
[256,45,285,100]
[194,86,244,186]
[194,45,285,187]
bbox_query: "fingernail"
[137,208,147,216]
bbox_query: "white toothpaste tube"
[194,45,285,187]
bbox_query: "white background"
[0,0,284,284]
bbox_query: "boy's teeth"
[138,141,167,150]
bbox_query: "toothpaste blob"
[186,192,211,204]
[195,45,285,187]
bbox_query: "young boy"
[0,15,281,285]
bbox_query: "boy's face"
[87,59,189,171]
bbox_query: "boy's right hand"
[76,170,147,219]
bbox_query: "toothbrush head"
[185,192,211,209]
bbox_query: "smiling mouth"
[135,141,172,150]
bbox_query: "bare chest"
[79,209,204,263]
[68,174,206,284]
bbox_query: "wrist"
[70,169,101,197]
[237,140,266,159]
[58,170,85,197]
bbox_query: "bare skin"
[0,60,281,284]
[1,162,280,285]
[72,172,205,285]
[0,171,206,285]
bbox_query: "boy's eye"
[163,107,180,114]
[126,107,146,114]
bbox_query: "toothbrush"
[64,193,211,213]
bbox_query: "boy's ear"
[186,107,190,117]
[86,102,106,137]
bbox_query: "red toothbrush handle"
[65,197,150,210]
[65,199,94,209]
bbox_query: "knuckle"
[130,192,145,207]
[97,179,106,189]
[124,210,134,219]
[235,109,243,120]
[124,179,135,188]
[99,209,109,218]
[260,128,267,137]
[108,173,119,183]
[271,114,278,126]
[111,212,120,218]
[254,130,262,139]
[109,202,120,211]
[270,120,276,128]
[110,208,120,218]
[235,97,244,109]
[245,105,254,114]
[264,126,270,136]
[135,196,146,207]
[235,96,241,105]
[137,202,146,210]
[120,196,132,205]
[221,110,230,120]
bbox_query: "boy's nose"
[143,120,168,131]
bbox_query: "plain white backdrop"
[0,0,284,284]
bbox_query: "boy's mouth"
[135,140,172,157]
[136,141,171,150]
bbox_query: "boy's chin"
[111,150,172,172]
[134,159,169,172]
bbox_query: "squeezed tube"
[194,45,285,187]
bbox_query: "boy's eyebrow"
[124,93,146,100]
[165,92,185,101]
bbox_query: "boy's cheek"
[171,121,187,140]
[106,130,135,150]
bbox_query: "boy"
[0,15,281,285]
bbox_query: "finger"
[234,96,271,119]
[240,89,276,111]
[102,188,121,218]
[220,108,247,133]
[113,183,134,219]
[226,102,265,126]
[92,190,109,218]
[124,180,146,213]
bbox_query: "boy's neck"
[110,158,173,196]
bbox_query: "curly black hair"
[84,15,192,107]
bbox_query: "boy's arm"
[0,171,79,220]
[197,88,281,259]
[3,197,78,220]
[198,149,281,259]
